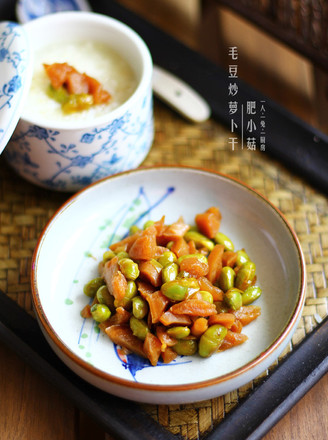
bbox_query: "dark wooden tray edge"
[1,290,327,440]
[1,1,328,438]
[0,291,178,440]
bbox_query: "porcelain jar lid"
[16,0,91,24]
[0,21,33,154]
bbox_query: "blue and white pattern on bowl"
[5,91,153,192]
[16,0,91,23]
[0,22,31,153]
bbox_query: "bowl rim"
[31,165,307,393]
[20,11,153,131]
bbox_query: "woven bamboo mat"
[1,101,328,439]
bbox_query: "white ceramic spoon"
[16,0,211,123]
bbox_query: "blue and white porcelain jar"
[5,12,154,192]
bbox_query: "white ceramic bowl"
[31,166,306,404]
[4,11,153,192]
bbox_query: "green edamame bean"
[162,262,179,283]
[118,280,138,308]
[184,230,215,251]
[129,225,140,235]
[126,280,137,298]
[224,288,243,310]
[62,93,93,113]
[177,253,208,265]
[196,290,214,304]
[157,251,177,267]
[143,220,154,229]
[129,316,149,340]
[176,270,192,279]
[167,326,190,339]
[149,258,163,271]
[172,339,198,356]
[119,258,140,280]
[90,303,111,322]
[161,278,199,301]
[242,285,262,305]
[132,296,149,319]
[96,285,114,309]
[198,325,227,357]
[47,85,68,104]
[218,266,235,292]
[161,280,188,301]
[102,249,115,263]
[115,251,129,261]
[235,249,250,267]
[214,232,234,251]
[235,261,256,290]
[83,277,105,297]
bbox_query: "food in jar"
[44,62,111,114]
[24,40,137,122]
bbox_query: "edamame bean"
[62,93,93,113]
[161,281,188,301]
[198,325,227,357]
[143,220,155,229]
[176,270,192,279]
[235,249,250,267]
[218,266,235,292]
[184,230,215,251]
[162,262,179,283]
[90,304,111,322]
[132,296,149,319]
[129,225,140,235]
[119,258,140,280]
[161,278,199,301]
[102,249,115,262]
[129,316,149,340]
[214,232,234,251]
[96,285,114,309]
[47,85,68,104]
[224,288,243,310]
[149,258,163,271]
[157,251,177,267]
[119,280,138,308]
[242,285,262,305]
[167,326,190,339]
[172,339,198,356]
[115,251,129,261]
[126,280,137,298]
[235,261,256,290]
[197,290,214,304]
[83,277,105,297]
[177,253,208,265]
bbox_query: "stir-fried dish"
[81,207,262,366]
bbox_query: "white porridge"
[24,40,138,123]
